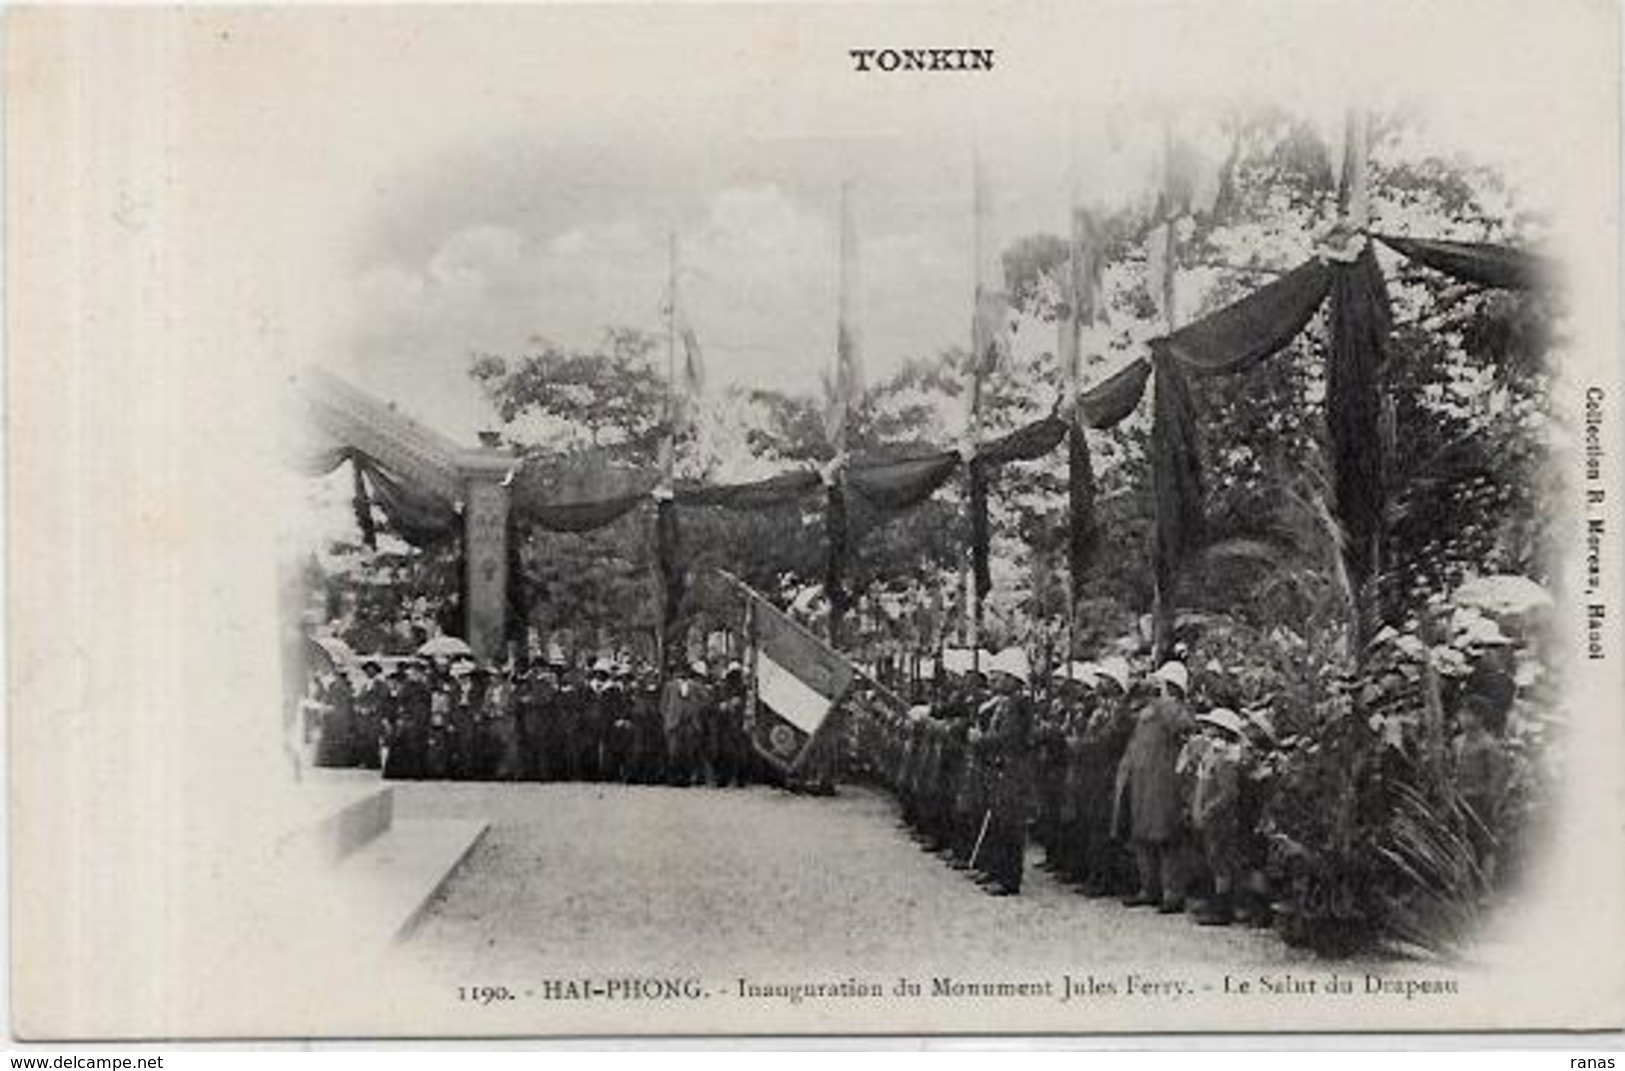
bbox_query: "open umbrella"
[310,634,356,665]
[303,635,337,675]
[417,634,473,658]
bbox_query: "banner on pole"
[724,573,857,771]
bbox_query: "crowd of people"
[303,624,1515,931]
[849,645,1512,926]
[302,654,777,788]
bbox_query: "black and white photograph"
[8,1,1623,1041]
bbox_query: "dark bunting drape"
[1327,243,1393,627]
[846,451,960,512]
[1159,259,1333,376]
[511,489,651,533]
[654,496,687,661]
[293,441,359,478]
[968,460,992,601]
[441,531,470,641]
[979,414,1069,465]
[1077,357,1153,429]
[287,438,460,547]
[1067,423,1099,601]
[1375,233,1549,292]
[1068,357,1157,595]
[961,414,1072,607]
[351,454,461,548]
[350,458,377,550]
[506,515,529,654]
[1150,344,1205,616]
[674,469,821,510]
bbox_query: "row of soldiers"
[854,649,1278,925]
[303,655,767,788]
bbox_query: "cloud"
[339,183,987,439]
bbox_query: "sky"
[338,124,1161,441]
[288,3,1583,447]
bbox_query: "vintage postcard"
[7,0,1623,1040]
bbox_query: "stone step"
[271,782,395,869]
[337,818,489,946]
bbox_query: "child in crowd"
[1189,707,1248,926]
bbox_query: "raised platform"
[340,818,490,943]
[272,776,395,868]
[272,772,488,948]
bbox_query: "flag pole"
[1150,121,1181,666]
[967,150,989,675]
[828,181,858,652]
[1062,134,1082,684]
[665,232,679,472]
[656,232,680,675]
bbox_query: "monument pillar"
[460,442,517,661]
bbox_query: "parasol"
[417,634,473,658]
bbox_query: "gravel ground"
[397,781,1316,979]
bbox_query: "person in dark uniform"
[715,663,749,787]
[1050,672,1096,886]
[1078,657,1134,897]
[1031,688,1068,873]
[948,680,983,871]
[977,649,1035,896]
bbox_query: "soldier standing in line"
[959,676,995,879]
[1078,656,1134,896]
[715,663,749,787]
[944,679,978,871]
[1051,670,1096,886]
[896,708,924,831]
[977,649,1035,896]
[1031,686,1068,874]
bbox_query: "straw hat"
[1197,707,1246,736]
[1095,655,1131,691]
[989,647,1031,683]
[1152,660,1189,693]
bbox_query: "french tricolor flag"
[737,583,857,772]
